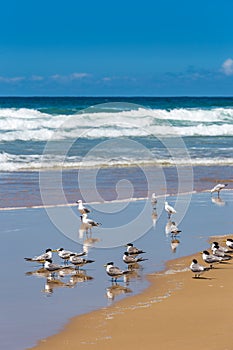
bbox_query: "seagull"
[69,254,95,269]
[76,200,91,214]
[210,183,228,197]
[125,243,146,256]
[24,248,54,264]
[104,262,130,282]
[189,259,211,278]
[151,193,157,207]
[56,248,86,265]
[226,238,233,250]
[81,213,102,231]
[123,252,148,265]
[165,201,176,219]
[201,250,224,268]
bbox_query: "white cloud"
[70,73,90,80]
[222,58,233,76]
[0,76,25,83]
[50,73,91,81]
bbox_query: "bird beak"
[104,264,107,267]
[52,249,58,252]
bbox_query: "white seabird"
[201,250,224,267]
[189,259,211,278]
[165,201,176,219]
[226,238,233,250]
[56,248,86,265]
[211,241,231,254]
[81,213,102,231]
[211,243,232,260]
[125,243,146,256]
[44,259,65,273]
[69,253,95,269]
[104,262,130,282]
[24,248,54,264]
[123,251,148,265]
[210,183,228,197]
[76,200,91,214]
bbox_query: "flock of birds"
[24,182,229,292]
[190,239,233,278]
[189,183,231,278]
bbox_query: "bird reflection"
[27,264,93,296]
[42,277,73,295]
[79,223,100,254]
[123,268,141,284]
[170,238,180,253]
[211,196,225,206]
[69,270,93,286]
[25,267,51,279]
[151,193,157,208]
[106,283,132,301]
[151,209,158,227]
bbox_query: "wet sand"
[32,236,233,350]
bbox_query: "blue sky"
[1,0,233,96]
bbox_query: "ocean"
[0,96,233,208]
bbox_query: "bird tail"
[138,258,149,262]
[76,251,87,257]
[24,258,33,261]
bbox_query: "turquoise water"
[0,96,233,208]
[1,96,233,171]
[1,190,233,350]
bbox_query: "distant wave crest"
[0,106,233,141]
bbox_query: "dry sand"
[31,240,233,350]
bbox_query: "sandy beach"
[31,235,233,350]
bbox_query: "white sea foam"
[1,151,233,171]
[0,107,233,141]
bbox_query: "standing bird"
[81,213,102,232]
[189,259,211,278]
[169,221,181,236]
[210,183,228,197]
[76,200,91,215]
[225,238,233,250]
[104,262,130,282]
[125,243,146,256]
[123,251,148,266]
[69,254,95,269]
[44,259,65,275]
[201,250,224,268]
[165,201,176,219]
[211,243,232,260]
[56,248,86,265]
[151,193,157,207]
[24,248,54,264]
[211,241,231,254]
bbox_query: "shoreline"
[31,234,233,350]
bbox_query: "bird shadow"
[192,276,213,280]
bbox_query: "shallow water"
[0,190,233,349]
